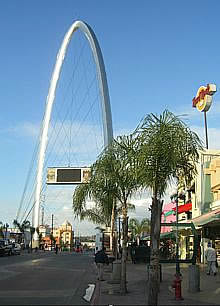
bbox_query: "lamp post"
[174,190,186,276]
[170,189,181,276]
[175,194,180,276]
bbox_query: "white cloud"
[62,205,71,210]
[1,122,40,138]
[175,100,220,120]
[191,125,220,149]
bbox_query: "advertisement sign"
[192,84,216,112]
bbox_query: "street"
[0,251,96,305]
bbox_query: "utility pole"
[51,214,54,251]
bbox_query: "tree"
[73,177,117,255]
[73,182,114,228]
[128,217,150,244]
[73,158,136,258]
[13,219,31,246]
[89,134,141,294]
[135,110,203,305]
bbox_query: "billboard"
[46,167,91,185]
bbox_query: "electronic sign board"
[47,167,91,185]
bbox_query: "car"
[0,239,13,256]
[0,245,5,256]
[12,243,21,255]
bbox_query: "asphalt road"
[0,250,97,305]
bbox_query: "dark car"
[11,243,21,255]
[0,239,13,256]
[0,245,5,256]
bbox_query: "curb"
[90,281,100,305]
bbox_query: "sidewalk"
[92,261,220,305]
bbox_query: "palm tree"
[73,183,114,228]
[135,110,203,305]
[13,219,31,246]
[128,217,150,244]
[73,177,117,254]
[73,157,136,258]
[89,134,141,294]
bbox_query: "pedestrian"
[95,247,109,281]
[130,242,136,264]
[205,242,217,276]
[55,244,58,254]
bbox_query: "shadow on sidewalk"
[95,262,219,305]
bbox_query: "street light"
[170,189,181,276]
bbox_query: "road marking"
[83,283,95,302]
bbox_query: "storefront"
[191,208,220,263]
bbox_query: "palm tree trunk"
[120,206,128,294]
[110,199,115,255]
[147,197,163,305]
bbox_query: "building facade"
[161,149,220,263]
[191,150,220,263]
[52,220,74,250]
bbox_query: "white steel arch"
[33,20,113,245]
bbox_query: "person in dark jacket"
[95,247,109,280]
[55,244,58,254]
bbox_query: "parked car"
[0,239,13,256]
[12,243,21,255]
[0,245,5,256]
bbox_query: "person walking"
[130,242,137,264]
[95,247,109,281]
[205,242,217,276]
[55,244,58,254]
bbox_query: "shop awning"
[192,208,220,227]
[141,232,176,240]
[160,232,176,239]
[172,202,192,214]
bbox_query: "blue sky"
[1,1,220,234]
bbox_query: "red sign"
[192,84,216,112]
[172,202,192,214]
[192,85,211,107]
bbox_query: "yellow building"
[52,220,74,250]
[189,149,220,263]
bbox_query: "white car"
[12,243,21,255]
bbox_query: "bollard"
[108,260,121,284]
[172,274,184,300]
[188,265,200,293]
